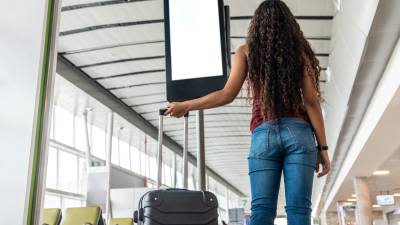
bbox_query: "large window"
[131,146,141,174]
[45,83,243,213]
[119,140,131,170]
[46,147,57,189]
[54,106,74,146]
[44,140,86,208]
[74,116,87,152]
[58,150,78,193]
[45,105,91,208]
[111,136,119,165]
[44,193,85,209]
[91,124,106,159]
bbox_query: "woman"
[165,0,331,224]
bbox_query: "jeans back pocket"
[248,127,270,159]
[286,123,317,154]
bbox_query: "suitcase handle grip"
[166,188,187,191]
[159,108,189,117]
[159,108,168,115]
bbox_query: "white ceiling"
[57,0,334,215]
[315,0,400,216]
[328,147,400,212]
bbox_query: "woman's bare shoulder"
[236,44,249,55]
[236,44,249,57]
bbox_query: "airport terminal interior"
[2,0,400,225]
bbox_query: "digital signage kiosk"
[164,0,228,101]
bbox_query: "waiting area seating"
[60,206,104,225]
[109,218,133,225]
[42,208,62,225]
[42,207,133,225]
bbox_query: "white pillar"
[319,212,327,225]
[336,201,346,225]
[353,177,373,225]
[320,211,339,225]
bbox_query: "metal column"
[105,112,114,221]
[183,113,189,189]
[83,109,92,169]
[196,110,206,191]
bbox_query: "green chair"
[42,208,62,225]
[109,218,133,225]
[61,206,104,225]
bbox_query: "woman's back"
[239,44,310,131]
[244,0,322,131]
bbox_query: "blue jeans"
[248,118,318,225]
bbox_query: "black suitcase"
[134,109,219,225]
[136,189,218,225]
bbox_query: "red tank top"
[250,100,264,132]
[245,50,309,131]
[250,99,309,132]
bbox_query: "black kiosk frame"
[164,0,229,102]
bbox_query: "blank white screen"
[169,0,224,81]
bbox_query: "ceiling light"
[347,198,357,202]
[394,193,400,197]
[342,202,354,206]
[373,204,381,208]
[352,194,357,198]
[373,170,390,176]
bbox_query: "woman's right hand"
[316,151,331,178]
[165,102,190,118]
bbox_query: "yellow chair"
[61,206,103,225]
[109,218,133,225]
[42,208,61,225]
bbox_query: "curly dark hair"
[246,0,321,119]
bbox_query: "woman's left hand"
[316,150,331,178]
[165,102,189,118]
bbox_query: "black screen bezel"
[164,0,228,102]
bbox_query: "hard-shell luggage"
[134,109,219,225]
[136,188,219,225]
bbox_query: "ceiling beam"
[59,15,333,36]
[231,15,334,20]
[95,69,166,80]
[60,40,164,55]
[59,19,163,36]
[56,55,246,197]
[61,36,328,55]
[79,55,165,68]
[74,55,328,71]
[231,36,331,41]
[61,0,150,11]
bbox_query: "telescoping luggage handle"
[157,108,189,189]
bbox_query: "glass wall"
[44,76,242,219]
